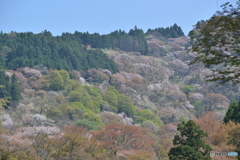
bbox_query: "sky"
[0,0,236,36]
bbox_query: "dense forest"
[146,23,185,38]
[2,16,240,159]
[0,31,118,73]
[0,23,184,73]
[63,23,184,54]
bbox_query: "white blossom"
[79,77,86,84]
[17,126,61,137]
[0,114,13,128]
[30,114,46,121]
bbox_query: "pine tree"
[10,73,21,101]
[224,98,240,124]
[0,70,10,98]
[168,120,212,160]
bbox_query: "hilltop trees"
[147,23,184,38]
[168,120,212,160]
[0,32,119,73]
[74,26,150,55]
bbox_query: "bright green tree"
[59,70,70,86]
[117,94,136,116]
[48,71,64,91]
[103,87,119,112]
[134,110,162,126]
[76,111,103,130]
[181,85,195,98]
[224,98,240,124]
[168,120,212,160]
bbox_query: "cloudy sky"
[0,0,236,36]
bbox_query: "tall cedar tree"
[168,120,212,160]
[0,70,10,98]
[224,98,240,124]
[10,73,21,101]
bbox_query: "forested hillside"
[0,21,240,159]
[0,31,118,73]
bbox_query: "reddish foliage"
[69,70,81,80]
[94,123,154,156]
[195,112,235,154]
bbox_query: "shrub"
[76,119,100,130]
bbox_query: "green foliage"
[38,70,71,91]
[82,86,101,97]
[103,87,119,111]
[193,101,203,116]
[134,117,147,124]
[178,116,186,122]
[76,119,101,130]
[189,2,240,85]
[168,120,212,160]
[82,111,103,125]
[69,87,100,113]
[103,86,137,116]
[59,70,70,85]
[147,23,185,38]
[47,106,62,120]
[74,26,149,55]
[134,110,163,126]
[48,71,64,91]
[86,69,109,83]
[10,73,22,101]
[0,52,6,69]
[0,69,21,107]
[76,111,103,130]
[69,91,83,102]
[0,86,9,109]
[181,85,195,96]
[224,98,240,123]
[59,102,87,120]
[117,94,136,116]
[0,31,118,73]
[0,70,11,99]
[66,79,81,92]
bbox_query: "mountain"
[0,24,239,159]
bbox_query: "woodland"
[0,2,240,159]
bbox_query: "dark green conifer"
[10,73,21,101]
[224,98,240,124]
[168,120,212,160]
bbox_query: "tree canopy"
[168,120,212,160]
[189,1,240,85]
[224,98,240,123]
[0,31,118,73]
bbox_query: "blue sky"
[0,0,235,36]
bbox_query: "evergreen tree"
[0,52,6,68]
[0,69,10,99]
[10,73,21,101]
[168,120,212,160]
[224,98,240,124]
